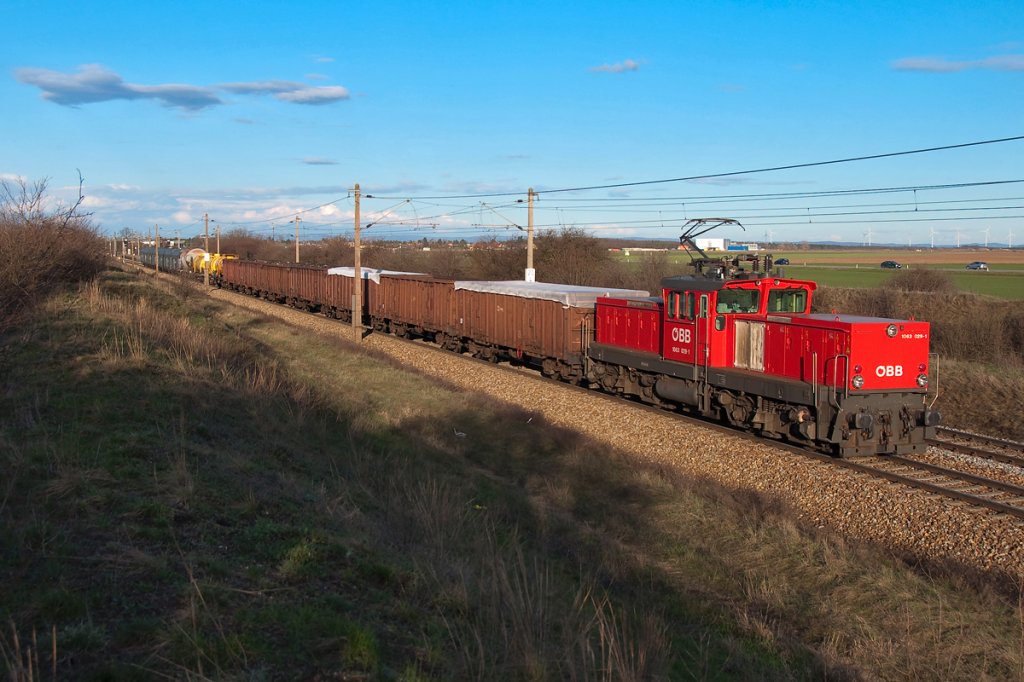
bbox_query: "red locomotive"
[591,274,938,456]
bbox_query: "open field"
[4,268,1024,678]
[615,248,1024,299]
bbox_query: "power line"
[366,135,1024,200]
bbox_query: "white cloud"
[589,59,642,74]
[15,64,352,111]
[892,54,1024,72]
[275,86,350,104]
[15,64,222,110]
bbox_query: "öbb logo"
[670,327,692,343]
[875,365,903,377]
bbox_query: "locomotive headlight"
[917,374,929,387]
[886,324,898,337]
[852,374,865,389]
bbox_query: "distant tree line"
[218,227,677,293]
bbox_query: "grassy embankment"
[3,268,1024,679]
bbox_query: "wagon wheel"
[725,395,755,428]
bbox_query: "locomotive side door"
[695,293,711,369]
[662,290,698,365]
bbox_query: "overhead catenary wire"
[157,134,1024,241]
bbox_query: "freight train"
[199,258,939,457]
[138,247,236,274]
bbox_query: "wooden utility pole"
[216,223,220,255]
[155,224,160,273]
[294,216,301,263]
[353,184,361,342]
[204,213,210,287]
[526,187,535,281]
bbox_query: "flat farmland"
[616,248,1024,299]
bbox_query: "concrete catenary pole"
[204,213,210,287]
[526,187,535,282]
[155,224,160,273]
[295,216,301,263]
[353,183,362,342]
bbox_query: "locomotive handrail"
[928,352,940,410]
[811,352,818,408]
[828,354,850,409]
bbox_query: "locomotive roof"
[660,274,817,292]
[454,280,650,307]
[660,275,727,292]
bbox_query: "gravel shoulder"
[208,286,1024,578]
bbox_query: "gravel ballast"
[209,287,1024,577]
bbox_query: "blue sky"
[3,1,1023,246]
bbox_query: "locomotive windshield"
[767,288,808,313]
[716,289,760,314]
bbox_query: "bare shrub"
[630,251,673,294]
[0,177,106,330]
[884,268,955,294]
[466,239,527,280]
[535,228,624,286]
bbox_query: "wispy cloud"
[302,157,338,165]
[15,64,222,110]
[15,64,351,110]
[221,80,350,104]
[589,58,642,74]
[892,54,1024,72]
[314,56,335,64]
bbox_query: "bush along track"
[0,268,1023,679]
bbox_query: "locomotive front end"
[817,315,940,456]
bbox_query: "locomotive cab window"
[716,289,760,314]
[767,288,808,313]
[668,292,696,320]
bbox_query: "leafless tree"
[0,173,105,330]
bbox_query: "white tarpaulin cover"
[326,267,424,284]
[453,280,649,307]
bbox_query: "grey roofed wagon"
[453,280,649,307]
[326,267,424,283]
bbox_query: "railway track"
[930,426,1024,468]
[843,455,1024,522]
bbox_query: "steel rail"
[837,457,1024,521]
[929,429,1024,469]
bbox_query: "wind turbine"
[863,226,874,247]
[928,227,936,249]
[1010,229,1016,249]
[983,227,990,248]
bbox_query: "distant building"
[694,238,727,251]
